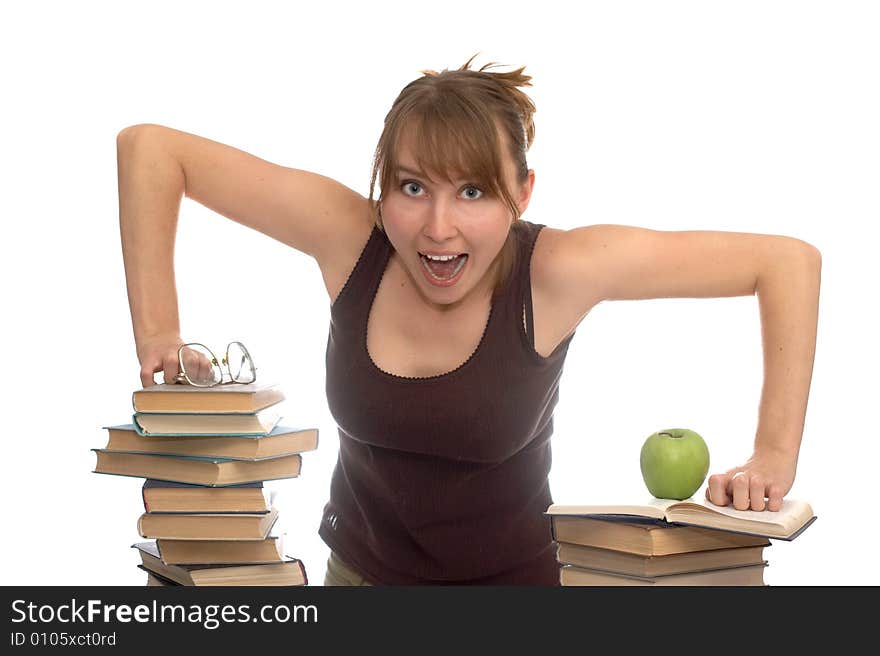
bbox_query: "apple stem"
[659,432,679,438]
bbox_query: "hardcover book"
[559,561,768,586]
[555,541,770,577]
[92,449,302,486]
[142,479,273,514]
[548,516,770,556]
[155,531,287,565]
[132,382,284,414]
[134,542,307,586]
[145,571,178,586]
[104,423,318,460]
[137,506,279,540]
[132,406,281,437]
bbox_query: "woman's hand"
[136,333,185,387]
[705,448,797,512]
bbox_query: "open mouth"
[418,252,469,281]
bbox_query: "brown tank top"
[320,219,576,584]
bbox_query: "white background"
[1,1,877,586]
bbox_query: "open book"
[546,497,816,540]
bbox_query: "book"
[549,517,771,556]
[132,406,281,436]
[555,541,770,577]
[559,562,768,586]
[142,479,273,514]
[546,497,816,541]
[92,449,302,486]
[132,382,284,414]
[156,529,287,565]
[104,424,319,460]
[133,542,308,586]
[137,506,279,540]
[145,571,179,586]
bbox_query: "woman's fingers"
[140,363,158,388]
[731,471,752,510]
[707,469,786,512]
[766,484,784,512]
[706,473,731,506]
[198,354,213,382]
[178,346,216,384]
[136,335,185,388]
[162,352,180,384]
[749,475,767,511]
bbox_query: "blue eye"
[401,181,422,196]
[462,186,483,200]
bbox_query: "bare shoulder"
[529,225,568,279]
[531,223,665,307]
[529,225,602,309]
[523,224,605,355]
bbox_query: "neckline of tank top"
[362,250,502,383]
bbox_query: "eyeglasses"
[173,341,256,387]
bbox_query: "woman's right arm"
[116,123,373,387]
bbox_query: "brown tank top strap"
[330,225,391,321]
[505,220,545,350]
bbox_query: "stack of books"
[545,496,816,586]
[92,381,319,586]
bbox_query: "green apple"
[640,428,710,500]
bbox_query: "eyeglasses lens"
[180,344,222,386]
[227,341,255,384]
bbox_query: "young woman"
[116,56,821,585]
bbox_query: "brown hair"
[368,53,537,290]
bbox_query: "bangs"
[380,102,507,200]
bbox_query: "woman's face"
[380,134,534,312]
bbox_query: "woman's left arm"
[535,224,822,512]
[706,241,821,511]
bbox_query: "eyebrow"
[395,165,473,184]
[395,165,430,179]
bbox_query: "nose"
[422,197,459,244]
